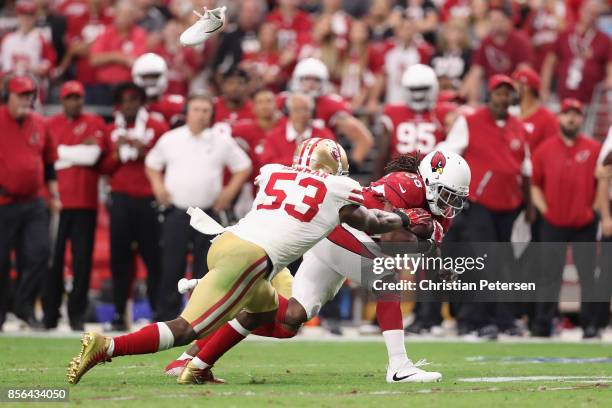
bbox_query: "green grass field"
[0,337,611,407]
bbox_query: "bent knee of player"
[284,298,309,327]
[166,317,196,346]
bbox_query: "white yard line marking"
[458,376,612,383]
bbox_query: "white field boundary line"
[82,383,611,401]
[458,376,612,383]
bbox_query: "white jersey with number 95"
[229,164,364,279]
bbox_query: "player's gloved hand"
[393,208,434,238]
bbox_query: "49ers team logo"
[431,151,446,174]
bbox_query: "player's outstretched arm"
[339,205,405,235]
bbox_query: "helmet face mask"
[428,184,467,218]
[419,150,471,219]
[291,58,329,98]
[404,86,434,111]
[132,53,168,99]
[401,64,439,112]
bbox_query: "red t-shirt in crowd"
[520,105,559,153]
[381,104,446,159]
[472,31,534,78]
[462,107,529,211]
[213,97,255,124]
[552,27,612,103]
[89,25,148,85]
[532,134,600,227]
[47,112,106,209]
[58,0,113,84]
[99,116,168,197]
[265,9,313,49]
[0,106,56,204]
[258,121,336,167]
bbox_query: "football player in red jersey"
[280,57,374,167]
[164,150,471,384]
[213,66,255,124]
[376,64,448,178]
[132,53,186,129]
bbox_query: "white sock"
[190,357,210,369]
[157,322,175,351]
[382,329,408,368]
[106,338,115,357]
[177,352,193,361]
[228,318,251,337]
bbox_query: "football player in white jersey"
[67,138,423,385]
[165,150,470,384]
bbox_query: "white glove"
[178,278,200,294]
[118,144,139,163]
[187,207,226,235]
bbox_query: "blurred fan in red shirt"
[266,0,313,51]
[540,0,612,104]
[521,0,565,72]
[461,4,533,103]
[89,2,147,95]
[337,20,385,112]
[512,66,559,153]
[54,0,113,92]
[240,22,288,93]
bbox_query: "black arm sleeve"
[45,163,56,181]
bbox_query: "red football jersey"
[381,104,446,158]
[520,105,559,153]
[327,171,450,251]
[47,112,106,209]
[148,94,185,128]
[99,116,168,197]
[231,118,275,183]
[213,97,255,124]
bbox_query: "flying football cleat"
[386,359,442,383]
[179,6,227,46]
[165,358,190,377]
[67,332,111,384]
[177,363,226,385]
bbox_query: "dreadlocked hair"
[384,153,421,174]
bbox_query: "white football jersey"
[229,164,364,279]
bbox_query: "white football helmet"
[401,64,439,112]
[290,58,330,98]
[418,150,470,218]
[132,53,168,98]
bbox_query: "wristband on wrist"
[393,209,410,228]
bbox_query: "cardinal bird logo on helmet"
[431,151,446,174]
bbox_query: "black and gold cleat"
[177,363,226,385]
[66,332,111,384]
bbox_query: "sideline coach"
[0,75,59,330]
